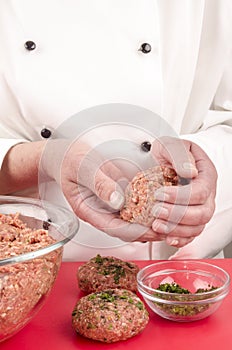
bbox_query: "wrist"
[0,141,45,194]
[39,138,72,184]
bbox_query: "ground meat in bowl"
[120,166,179,226]
[77,254,139,293]
[72,288,149,343]
[0,213,62,341]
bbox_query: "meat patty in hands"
[120,166,179,227]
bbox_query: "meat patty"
[77,254,139,293]
[72,288,149,343]
[120,166,178,226]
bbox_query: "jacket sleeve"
[0,70,29,169]
[172,124,232,259]
[171,62,232,259]
[0,139,28,169]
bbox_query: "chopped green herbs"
[94,254,115,264]
[135,301,144,310]
[196,286,218,293]
[86,290,145,311]
[87,322,96,329]
[125,262,134,269]
[154,282,219,317]
[99,291,116,303]
[157,282,190,294]
[93,254,129,284]
[94,254,104,264]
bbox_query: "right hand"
[149,136,217,248]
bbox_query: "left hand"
[141,136,218,247]
[56,139,163,242]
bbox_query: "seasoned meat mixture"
[72,289,149,342]
[120,166,178,226]
[77,254,139,293]
[0,213,62,340]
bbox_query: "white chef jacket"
[0,0,232,261]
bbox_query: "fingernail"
[152,206,169,218]
[183,162,198,176]
[183,162,196,170]
[167,238,179,246]
[154,190,170,202]
[152,222,169,234]
[110,191,124,210]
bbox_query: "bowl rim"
[137,260,231,297]
[0,195,79,266]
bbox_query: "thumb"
[151,137,198,179]
[94,169,125,210]
[178,152,198,179]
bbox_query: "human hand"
[40,138,162,242]
[148,136,218,248]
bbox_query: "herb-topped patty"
[72,289,149,343]
[77,254,139,293]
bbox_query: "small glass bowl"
[0,195,79,342]
[137,260,230,322]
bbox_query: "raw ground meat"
[72,288,149,343]
[0,213,62,341]
[120,166,179,226]
[77,254,139,293]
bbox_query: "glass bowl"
[137,260,230,322]
[0,195,79,342]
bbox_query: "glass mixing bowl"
[0,195,79,342]
[137,260,230,322]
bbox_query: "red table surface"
[2,259,232,350]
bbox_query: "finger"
[153,139,217,206]
[100,159,129,182]
[77,169,125,210]
[70,190,154,241]
[152,219,205,238]
[151,137,198,178]
[90,168,125,210]
[165,236,195,248]
[76,152,126,210]
[77,165,125,210]
[135,231,167,242]
[190,141,218,184]
[155,177,216,206]
[152,195,215,226]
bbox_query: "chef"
[0,0,232,261]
